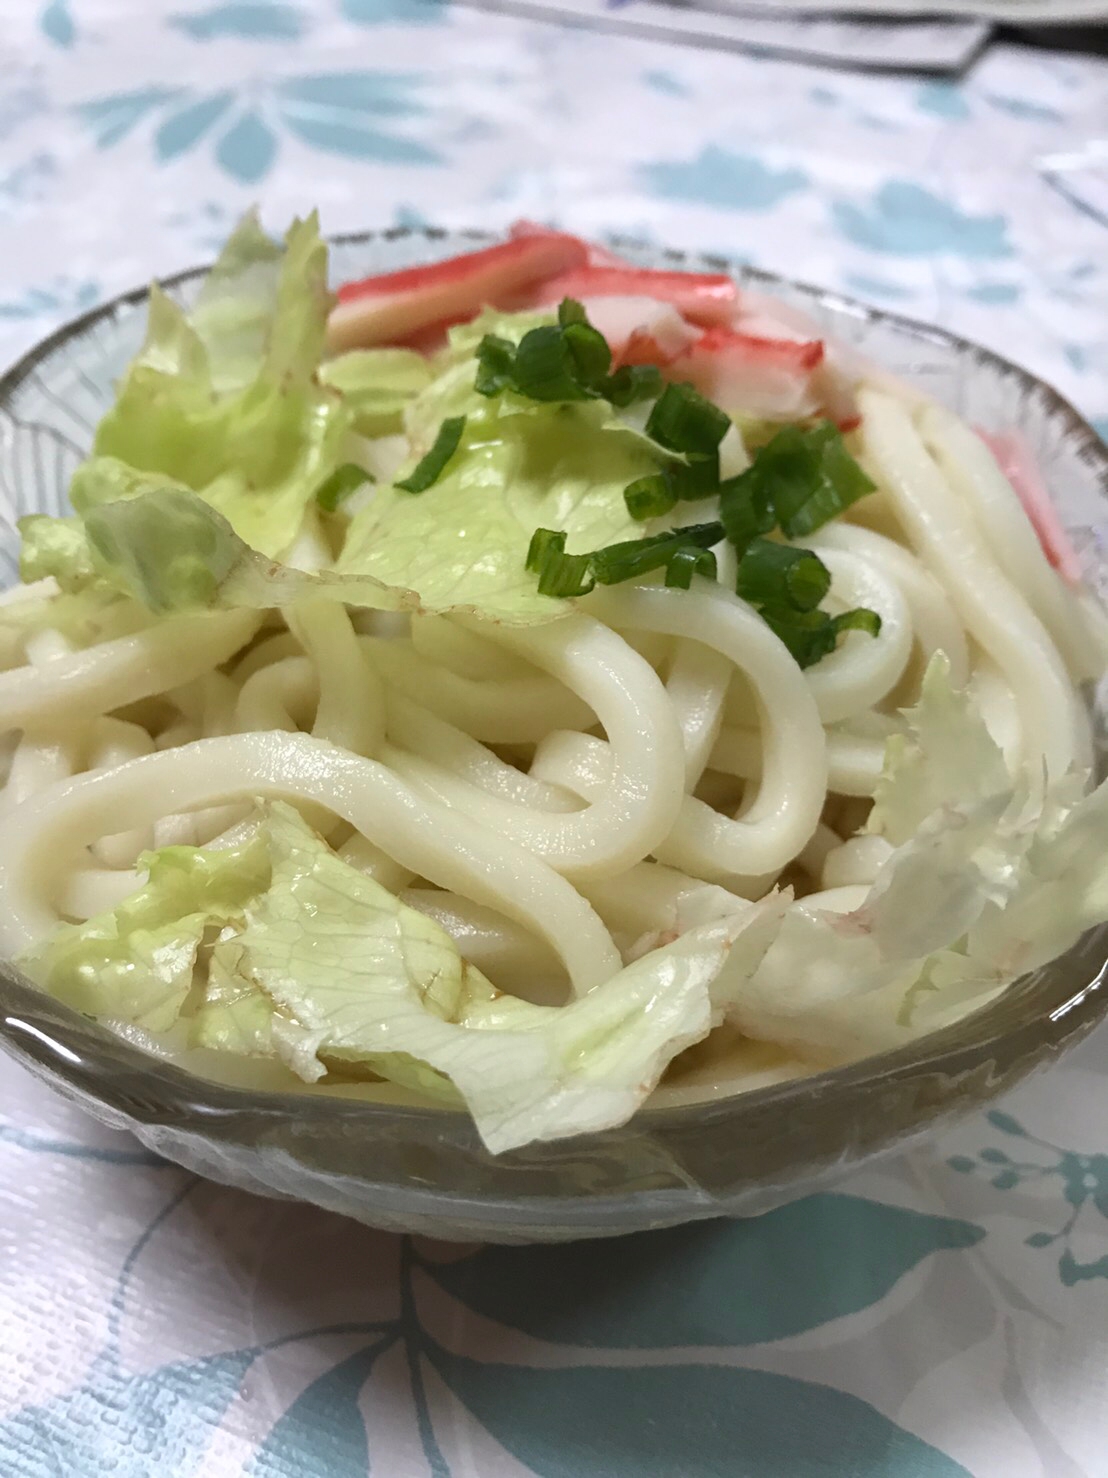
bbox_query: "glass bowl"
[1,229,1106,1244]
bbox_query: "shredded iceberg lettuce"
[22,803,781,1152]
[20,832,269,1032]
[726,655,1108,1062]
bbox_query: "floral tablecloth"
[2,4,1108,1475]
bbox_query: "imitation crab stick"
[327,231,589,352]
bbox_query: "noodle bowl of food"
[0,218,1105,1241]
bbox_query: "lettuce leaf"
[83,394,658,624]
[339,398,657,622]
[19,832,270,1032]
[29,801,778,1152]
[730,657,1108,1060]
[83,212,347,559]
[319,348,432,436]
[85,485,418,616]
[224,805,778,1152]
[18,514,102,593]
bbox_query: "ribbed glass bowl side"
[0,229,1106,1243]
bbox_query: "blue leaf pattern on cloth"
[426,1343,973,1477]
[248,1340,392,1477]
[642,69,691,97]
[40,0,76,46]
[75,88,184,149]
[915,82,970,120]
[276,73,441,164]
[949,1111,1108,1283]
[844,271,915,301]
[155,92,236,160]
[215,110,279,181]
[341,0,448,25]
[72,72,439,178]
[0,278,100,319]
[985,94,1065,124]
[832,181,1013,258]
[169,2,306,39]
[640,145,809,211]
[0,1120,166,1165]
[965,281,1021,304]
[424,1194,984,1347]
[0,1350,257,1478]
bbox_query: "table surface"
[1,4,1107,1475]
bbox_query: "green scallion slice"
[395,416,467,493]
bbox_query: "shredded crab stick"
[327,230,589,351]
[572,297,698,367]
[979,429,1085,586]
[508,218,632,267]
[668,325,827,421]
[530,265,739,328]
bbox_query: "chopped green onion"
[735,538,832,613]
[475,335,516,398]
[645,382,731,456]
[526,527,596,597]
[624,474,676,521]
[757,602,882,669]
[509,325,592,402]
[667,453,720,501]
[315,462,373,513]
[395,415,466,493]
[590,523,722,586]
[832,607,882,640]
[718,470,775,555]
[563,320,612,389]
[752,422,875,538]
[605,364,663,408]
[665,545,717,589]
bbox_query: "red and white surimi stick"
[667,326,827,421]
[978,429,1085,586]
[530,266,738,328]
[574,297,699,366]
[508,219,631,268]
[327,231,589,351]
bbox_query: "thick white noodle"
[859,388,1091,778]
[583,583,827,874]
[364,636,595,743]
[795,545,912,724]
[385,691,576,813]
[665,640,731,790]
[385,614,687,879]
[812,522,970,688]
[920,403,1106,682]
[287,600,384,757]
[400,887,568,1005]
[0,732,621,996]
[410,613,532,682]
[0,611,259,732]
[86,716,157,867]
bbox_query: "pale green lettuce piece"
[19,833,270,1032]
[319,348,432,436]
[85,485,419,616]
[340,399,657,622]
[204,804,778,1152]
[18,514,101,593]
[85,212,347,558]
[868,653,1012,845]
[731,659,1108,1061]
